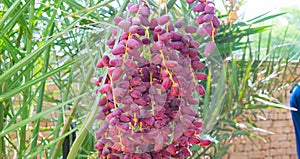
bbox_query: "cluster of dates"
[189,0,220,37]
[94,0,220,159]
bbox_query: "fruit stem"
[149,72,153,85]
[159,49,176,85]
[166,22,169,33]
[108,74,118,109]
[118,129,124,150]
[189,64,198,85]
[210,21,215,42]
[133,112,138,123]
[151,101,155,115]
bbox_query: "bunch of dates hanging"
[94,0,220,158]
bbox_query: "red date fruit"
[112,67,123,81]
[157,15,170,25]
[140,5,150,17]
[196,84,205,95]
[114,16,123,24]
[125,59,138,69]
[95,0,219,156]
[127,38,141,49]
[174,20,184,28]
[118,20,131,31]
[129,4,139,14]
[199,139,211,146]
[185,25,197,33]
[97,97,107,106]
[195,72,208,80]
[181,147,192,157]
[186,0,195,4]
[204,41,216,56]
[184,129,195,137]
[96,59,104,68]
[161,77,172,90]
[99,84,112,94]
[109,57,123,67]
[193,3,205,12]
[111,45,126,55]
[189,136,201,144]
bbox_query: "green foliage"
[0,0,119,158]
[0,0,299,158]
[250,7,300,60]
[191,9,300,159]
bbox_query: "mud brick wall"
[223,108,297,159]
[222,63,300,159]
